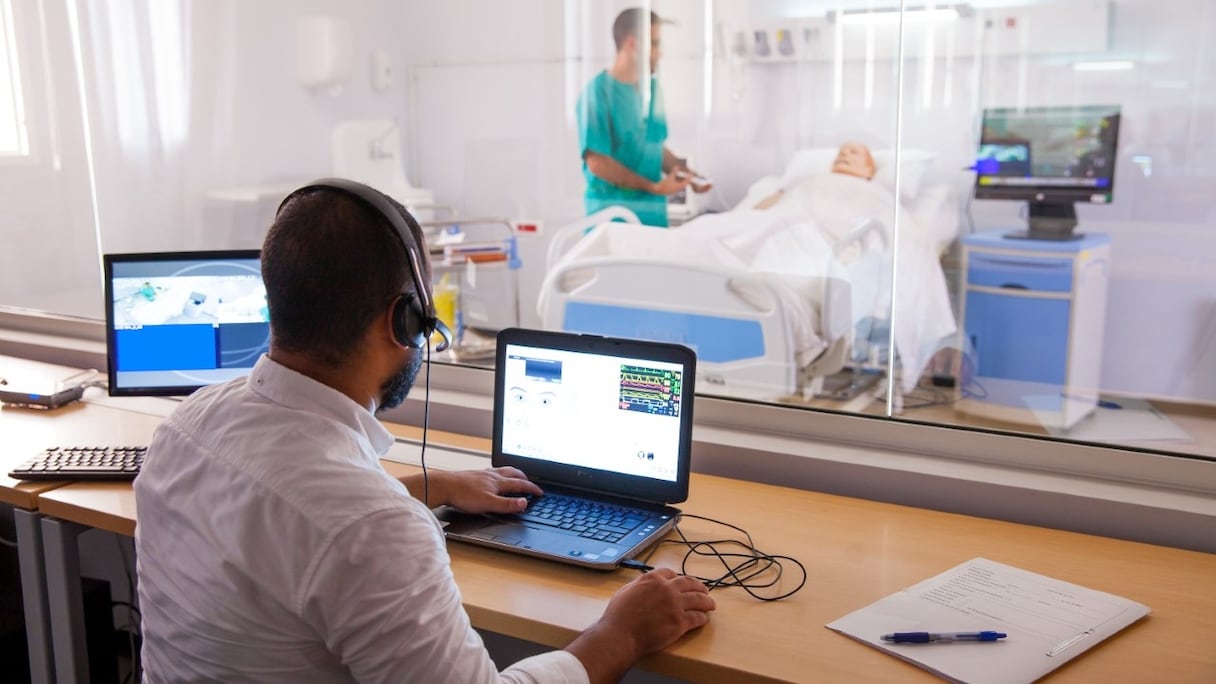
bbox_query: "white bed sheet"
[729,173,959,392]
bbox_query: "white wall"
[0,0,99,318]
[1,0,413,318]
[79,0,413,256]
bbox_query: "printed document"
[826,557,1150,683]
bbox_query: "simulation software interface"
[500,344,684,482]
[109,256,268,390]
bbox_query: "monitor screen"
[104,250,267,396]
[975,104,1121,205]
[498,342,686,483]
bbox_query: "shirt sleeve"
[298,506,590,684]
[576,77,614,159]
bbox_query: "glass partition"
[0,0,1212,464]
[892,0,1216,457]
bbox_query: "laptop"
[437,328,696,569]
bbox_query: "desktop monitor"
[974,104,1121,240]
[103,250,268,396]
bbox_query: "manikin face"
[832,141,876,180]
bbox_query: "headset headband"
[276,177,451,351]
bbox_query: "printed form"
[826,557,1150,683]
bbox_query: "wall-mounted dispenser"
[296,15,354,95]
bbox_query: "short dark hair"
[612,7,660,51]
[261,187,429,367]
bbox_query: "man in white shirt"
[134,182,715,683]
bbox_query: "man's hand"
[403,467,542,513]
[565,569,716,684]
[675,166,713,194]
[652,169,693,196]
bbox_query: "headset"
[276,177,453,352]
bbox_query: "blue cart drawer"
[967,252,1073,292]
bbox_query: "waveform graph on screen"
[619,365,683,417]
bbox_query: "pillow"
[780,148,838,190]
[872,148,938,199]
[780,146,938,201]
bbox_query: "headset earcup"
[392,294,430,349]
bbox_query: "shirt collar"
[246,355,395,457]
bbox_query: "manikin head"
[832,141,877,180]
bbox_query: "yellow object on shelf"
[432,273,459,345]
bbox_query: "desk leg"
[15,509,55,684]
[42,517,90,684]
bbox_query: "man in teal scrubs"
[576,8,712,227]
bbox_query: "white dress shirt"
[135,355,588,683]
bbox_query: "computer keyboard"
[516,494,648,544]
[8,446,147,481]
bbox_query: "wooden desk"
[0,388,166,684]
[35,423,1216,684]
[1,401,81,684]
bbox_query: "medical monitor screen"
[498,342,686,484]
[104,251,267,396]
[975,104,1121,204]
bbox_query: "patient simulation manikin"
[754,141,876,210]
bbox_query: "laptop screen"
[493,329,695,504]
[104,250,267,396]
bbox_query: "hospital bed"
[540,210,885,401]
[539,155,962,403]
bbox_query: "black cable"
[111,600,142,615]
[627,513,807,602]
[901,379,953,409]
[114,535,140,682]
[961,376,988,400]
[421,342,432,508]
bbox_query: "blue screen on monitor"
[104,250,267,396]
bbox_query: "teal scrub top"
[576,70,669,227]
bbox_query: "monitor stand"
[1004,201,1083,241]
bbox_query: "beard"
[377,350,423,411]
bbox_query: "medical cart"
[955,231,1112,431]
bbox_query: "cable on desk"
[60,368,104,390]
[960,376,988,400]
[901,379,953,410]
[421,343,432,508]
[628,513,807,602]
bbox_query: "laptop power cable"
[623,513,806,602]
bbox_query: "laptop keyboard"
[516,493,649,543]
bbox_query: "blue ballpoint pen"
[881,631,1007,643]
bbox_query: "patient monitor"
[974,105,1121,241]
